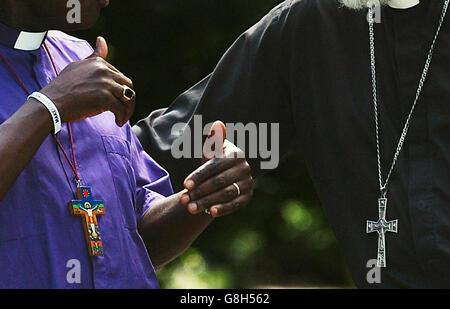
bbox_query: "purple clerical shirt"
[0,23,173,288]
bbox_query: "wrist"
[39,87,68,123]
[28,91,62,134]
[24,97,54,134]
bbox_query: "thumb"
[202,121,226,161]
[90,36,108,60]
[209,121,226,142]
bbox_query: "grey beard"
[340,0,390,9]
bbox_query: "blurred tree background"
[75,0,353,288]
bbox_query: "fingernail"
[185,180,195,190]
[180,194,190,205]
[210,207,218,217]
[188,202,197,213]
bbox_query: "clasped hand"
[180,121,254,218]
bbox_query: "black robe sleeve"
[133,2,298,190]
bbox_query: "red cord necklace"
[0,44,80,182]
[0,43,105,257]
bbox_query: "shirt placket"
[32,45,108,288]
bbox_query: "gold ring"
[233,182,241,196]
[122,86,135,102]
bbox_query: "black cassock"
[133,0,450,288]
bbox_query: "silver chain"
[368,0,449,197]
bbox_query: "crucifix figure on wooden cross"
[69,186,105,257]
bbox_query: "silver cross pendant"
[366,198,398,267]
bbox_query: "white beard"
[340,0,391,9]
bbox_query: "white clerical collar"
[388,0,420,9]
[14,30,48,51]
[0,22,48,51]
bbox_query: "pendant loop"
[380,186,387,198]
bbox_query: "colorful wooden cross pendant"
[69,186,105,257]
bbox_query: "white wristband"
[28,92,62,134]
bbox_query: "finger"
[110,100,128,127]
[179,189,190,205]
[110,71,134,90]
[208,194,252,218]
[109,71,135,100]
[103,83,129,126]
[188,161,250,201]
[103,65,135,121]
[89,36,108,59]
[90,55,121,74]
[109,82,136,124]
[202,121,226,161]
[103,60,122,74]
[187,178,252,214]
[183,157,238,190]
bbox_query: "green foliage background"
[75,0,353,288]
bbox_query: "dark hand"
[180,121,254,218]
[40,37,135,127]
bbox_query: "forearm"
[0,99,52,200]
[138,192,213,269]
